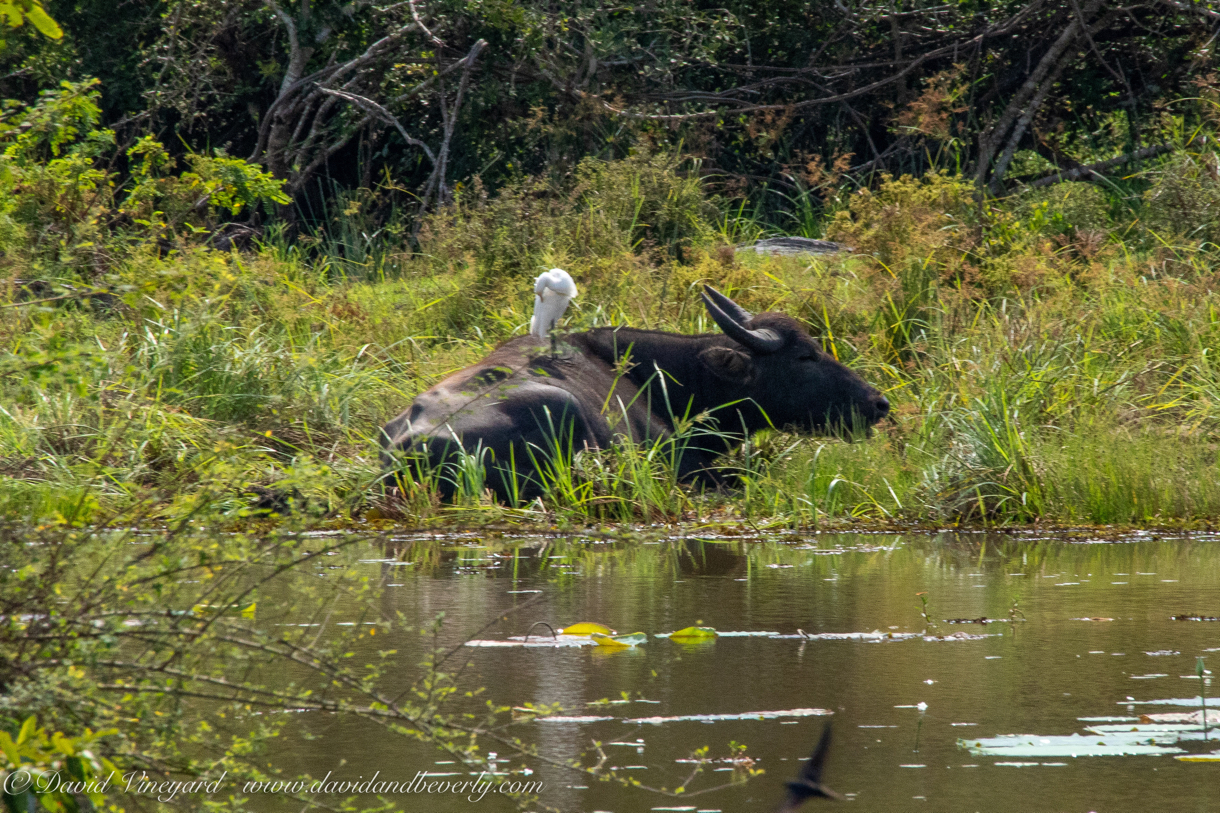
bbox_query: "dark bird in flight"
[775,722,843,811]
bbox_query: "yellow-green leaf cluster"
[0,0,62,41]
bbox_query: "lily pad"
[559,622,616,636]
[772,630,921,642]
[626,707,830,725]
[1140,711,1220,724]
[663,626,719,641]
[1177,750,1220,762]
[960,733,1185,757]
[1084,724,1220,741]
[591,631,647,648]
[466,637,594,648]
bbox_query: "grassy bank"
[4,121,1220,527]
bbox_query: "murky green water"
[256,531,1220,812]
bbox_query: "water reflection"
[260,532,1220,812]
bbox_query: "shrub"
[0,79,288,280]
[825,170,980,269]
[418,149,715,285]
[1018,181,1113,237]
[1141,150,1220,247]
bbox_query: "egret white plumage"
[530,268,578,340]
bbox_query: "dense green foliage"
[2,100,1220,527]
[0,0,59,45]
[1,0,1217,216]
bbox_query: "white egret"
[529,268,578,340]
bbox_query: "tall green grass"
[5,145,1220,527]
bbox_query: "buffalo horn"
[701,286,784,354]
[703,285,754,324]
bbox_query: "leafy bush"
[1018,181,1113,237]
[1141,150,1220,247]
[419,149,714,284]
[825,171,980,269]
[0,717,118,813]
[0,79,288,280]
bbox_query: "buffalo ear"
[699,346,755,381]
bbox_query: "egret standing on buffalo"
[530,268,578,348]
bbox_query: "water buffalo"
[380,286,889,502]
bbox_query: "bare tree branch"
[975,0,1103,189]
[1027,142,1172,187]
[409,0,444,45]
[1156,0,1220,19]
[429,39,487,206]
[989,4,1128,192]
[318,87,437,164]
[565,1,1053,122]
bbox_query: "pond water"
[257,531,1220,812]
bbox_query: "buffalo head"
[698,286,890,435]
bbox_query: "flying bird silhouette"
[775,722,842,812]
[529,268,578,340]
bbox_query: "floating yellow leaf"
[667,626,718,641]
[559,622,615,636]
